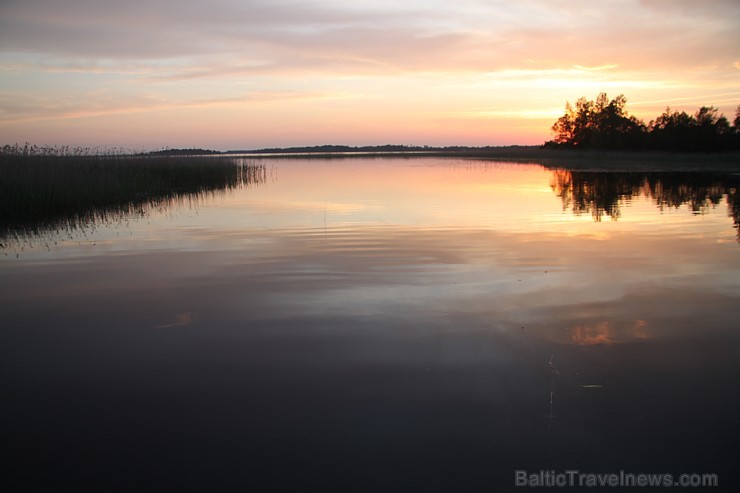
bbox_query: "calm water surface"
[1,158,739,492]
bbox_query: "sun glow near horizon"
[0,0,738,150]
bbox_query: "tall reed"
[0,151,265,240]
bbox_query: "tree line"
[546,93,740,152]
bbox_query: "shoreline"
[230,148,740,172]
[4,145,739,172]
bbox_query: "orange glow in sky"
[0,0,738,150]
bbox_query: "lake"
[1,157,738,492]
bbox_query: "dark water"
[1,158,738,492]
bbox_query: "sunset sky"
[1,0,738,150]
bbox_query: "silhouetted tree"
[550,102,577,146]
[548,95,738,152]
[649,107,697,151]
[549,93,646,150]
[695,106,731,151]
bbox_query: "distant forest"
[547,93,740,152]
[145,144,533,156]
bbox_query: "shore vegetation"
[546,93,740,153]
[1,145,265,241]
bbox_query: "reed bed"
[0,152,265,240]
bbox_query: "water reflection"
[1,158,738,491]
[3,158,739,248]
[569,319,649,345]
[551,170,740,238]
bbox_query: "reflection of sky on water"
[4,225,736,344]
[3,158,738,347]
[1,158,739,491]
[6,158,738,253]
[3,159,738,347]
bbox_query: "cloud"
[2,0,737,75]
[639,0,740,17]
[0,0,421,60]
[0,88,350,125]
